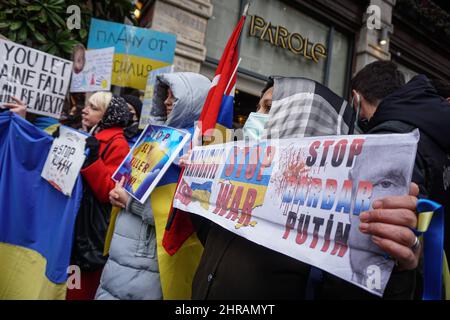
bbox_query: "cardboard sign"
[70,47,114,93]
[113,124,190,203]
[173,131,419,296]
[0,40,72,118]
[41,126,88,196]
[87,18,176,90]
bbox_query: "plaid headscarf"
[263,77,355,139]
[98,96,131,131]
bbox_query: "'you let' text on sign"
[0,40,72,118]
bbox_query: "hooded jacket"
[367,74,450,258]
[95,72,211,300]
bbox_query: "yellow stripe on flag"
[103,206,121,256]
[0,242,66,300]
[417,211,433,233]
[151,184,204,300]
[444,252,450,300]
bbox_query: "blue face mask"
[243,112,269,140]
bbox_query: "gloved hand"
[82,136,100,168]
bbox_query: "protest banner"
[87,18,176,90]
[173,130,420,296]
[112,124,190,204]
[139,65,174,129]
[0,39,72,118]
[41,126,88,196]
[70,47,114,93]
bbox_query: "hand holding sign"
[179,149,192,167]
[109,176,129,209]
[359,182,421,271]
[2,96,27,118]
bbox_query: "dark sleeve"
[412,152,429,199]
[190,214,212,246]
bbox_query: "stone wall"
[141,0,213,73]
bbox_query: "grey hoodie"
[95,72,211,300]
[150,72,211,129]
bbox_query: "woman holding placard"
[95,72,211,300]
[67,92,131,300]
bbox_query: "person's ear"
[351,90,361,111]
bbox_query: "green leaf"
[48,46,57,55]
[48,11,66,27]
[49,0,65,7]
[17,26,27,42]
[79,28,87,39]
[26,21,36,32]
[34,30,47,43]
[26,5,42,12]
[10,21,22,31]
[38,11,47,23]
[8,31,16,42]
[0,22,9,29]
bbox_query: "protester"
[66,92,131,300]
[349,61,450,296]
[95,72,211,300]
[60,93,86,130]
[122,94,143,147]
[190,76,422,300]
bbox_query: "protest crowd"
[0,1,449,302]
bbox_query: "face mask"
[352,95,370,133]
[243,112,269,140]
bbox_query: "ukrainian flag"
[0,112,83,299]
[152,163,204,299]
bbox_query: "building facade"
[139,0,450,126]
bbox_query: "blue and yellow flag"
[0,112,83,299]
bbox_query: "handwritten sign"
[0,40,72,118]
[70,47,114,93]
[41,126,88,196]
[87,18,176,90]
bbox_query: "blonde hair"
[89,92,112,113]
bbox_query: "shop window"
[205,0,352,126]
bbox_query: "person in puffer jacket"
[95,72,211,300]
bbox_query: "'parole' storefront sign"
[249,15,327,63]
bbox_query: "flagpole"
[243,2,250,17]
[224,57,242,95]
